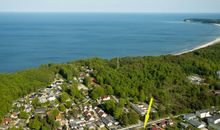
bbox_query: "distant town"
[0,66,220,130]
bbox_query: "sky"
[0,0,220,13]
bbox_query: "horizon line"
[0,11,220,14]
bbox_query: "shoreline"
[174,37,220,55]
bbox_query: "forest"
[0,43,220,121]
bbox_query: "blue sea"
[0,13,220,72]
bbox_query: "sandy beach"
[174,37,220,55]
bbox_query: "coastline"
[174,37,220,55]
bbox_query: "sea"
[0,13,220,73]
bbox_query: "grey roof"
[196,109,210,114]
[101,117,112,125]
[35,108,46,114]
[183,113,196,119]
[188,119,205,128]
[208,114,220,121]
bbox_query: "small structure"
[188,119,206,129]
[131,103,147,116]
[77,84,88,91]
[1,118,11,125]
[99,95,111,102]
[207,114,220,124]
[101,117,113,127]
[183,113,196,120]
[96,121,105,128]
[10,112,18,119]
[160,120,166,128]
[54,79,64,85]
[196,110,211,118]
[188,75,204,85]
[166,119,174,126]
[87,123,95,130]
[35,108,46,114]
[180,122,189,129]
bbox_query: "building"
[99,95,111,102]
[188,119,206,129]
[96,121,105,128]
[183,113,196,120]
[196,110,211,118]
[188,75,204,85]
[101,117,113,127]
[180,122,189,129]
[207,114,220,124]
[35,108,46,114]
[131,103,147,116]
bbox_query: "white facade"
[196,110,211,118]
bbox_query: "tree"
[50,109,59,118]
[133,97,139,104]
[128,111,139,124]
[32,97,40,108]
[91,86,105,99]
[60,92,69,103]
[83,77,90,86]
[119,98,126,107]
[106,85,114,95]
[139,90,146,102]
[104,100,116,115]
[119,114,129,126]
[113,107,123,119]
[29,118,41,130]
[19,111,29,119]
[59,104,66,112]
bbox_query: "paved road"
[118,114,184,130]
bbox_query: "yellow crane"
[144,97,154,129]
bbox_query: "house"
[55,113,62,122]
[35,108,46,114]
[106,115,119,126]
[96,121,105,128]
[69,121,77,129]
[207,114,220,124]
[151,126,158,130]
[101,117,113,127]
[213,90,220,95]
[87,123,95,130]
[38,95,47,103]
[98,111,107,118]
[188,119,206,129]
[99,96,111,102]
[54,79,64,85]
[1,118,11,125]
[131,103,146,116]
[160,120,166,128]
[0,125,8,130]
[11,112,18,119]
[24,105,32,113]
[85,115,95,121]
[16,119,26,127]
[94,107,107,117]
[166,119,174,126]
[180,122,189,129]
[183,113,196,120]
[47,96,56,101]
[196,110,211,118]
